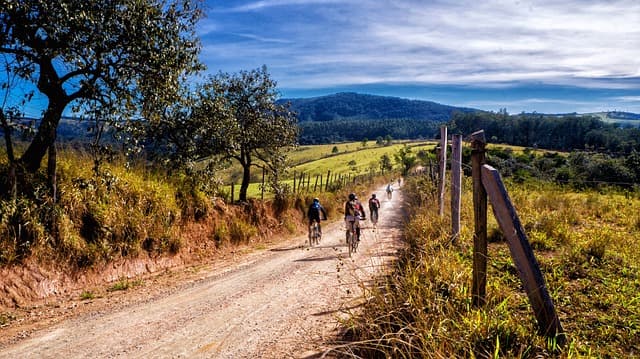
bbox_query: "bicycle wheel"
[313,223,320,245]
[352,230,359,253]
[347,229,354,257]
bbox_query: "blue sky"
[199,0,640,114]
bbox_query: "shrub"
[229,218,257,244]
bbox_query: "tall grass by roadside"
[336,175,640,358]
[1,145,396,269]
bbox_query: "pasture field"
[224,140,436,199]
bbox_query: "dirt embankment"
[0,184,405,358]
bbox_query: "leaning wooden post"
[471,130,487,307]
[438,126,448,217]
[451,134,462,244]
[314,174,319,192]
[482,164,564,340]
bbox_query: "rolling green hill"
[281,92,478,122]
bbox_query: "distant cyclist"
[344,193,365,241]
[307,198,327,238]
[368,193,380,223]
[386,183,394,199]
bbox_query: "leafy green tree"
[332,146,339,154]
[625,150,640,182]
[210,66,298,202]
[375,136,384,145]
[361,138,368,147]
[395,145,417,175]
[384,135,393,146]
[0,0,203,177]
[380,154,393,174]
[135,82,233,195]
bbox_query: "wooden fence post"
[471,130,487,307]
[325,171,331,191]
[481,164,564,340]
[300,172,305,193]
[451,134,462,244]
[439,126,448,217]
[293,171,297,193]
[314,174,319,192]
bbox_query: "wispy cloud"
[199,0,640,112]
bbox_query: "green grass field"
[224,140,436,199]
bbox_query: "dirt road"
[0,185,405,358]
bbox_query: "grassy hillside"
[221,141,434,199]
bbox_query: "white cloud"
[199,0,640,112]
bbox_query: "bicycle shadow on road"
[294,255,338,263]
[269,244,304,252]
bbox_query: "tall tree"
[0,0,203,175]
[211,66,298,202]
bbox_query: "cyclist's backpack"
[346,200,361,217]
[369,198,379,209]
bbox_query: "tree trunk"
[20,105,64,173]
[239,152,251,202]
[1,110,18,200]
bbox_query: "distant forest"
[282,92,477,122]
[284,92,476,144]
[448,111,640,154]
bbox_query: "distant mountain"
[280,92,479,122]
[1,116,103,143]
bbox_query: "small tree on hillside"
[395,145,417,175]
[210,66,298,202]
[380,154,393,174]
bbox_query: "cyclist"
[368,193,380,223]
[344,193,365,242]
[307,197,327,238]
[386,183,394,199]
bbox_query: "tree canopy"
[0,0,203,173]
[211,66,298,202]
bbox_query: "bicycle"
[346,220,359,257]
[309,220,321,247]
[370,209,378,230]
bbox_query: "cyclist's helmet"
[348,193,356,200]
[313,197,320,203]
[371,193,376,198]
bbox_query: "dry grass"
[336,176,640,358]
